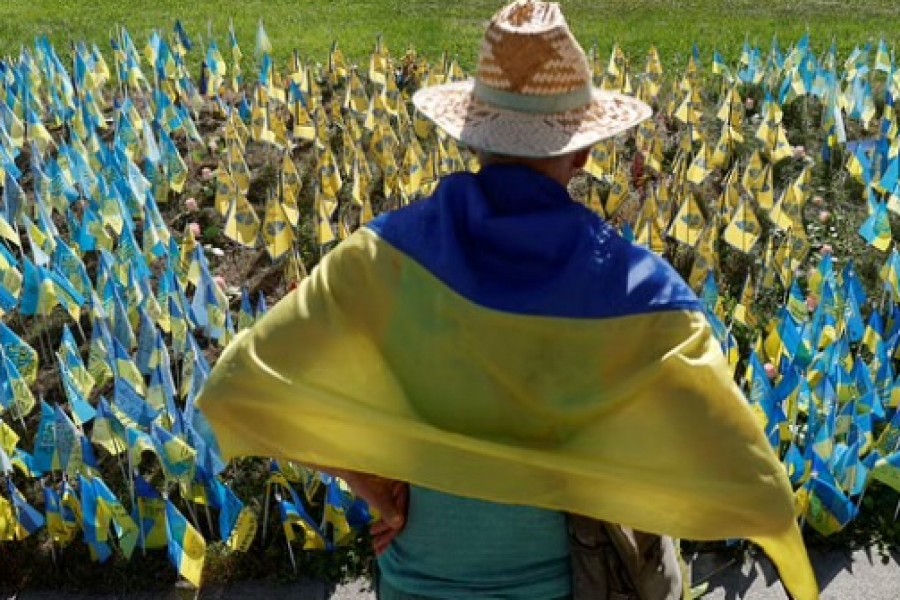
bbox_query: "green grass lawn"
[1,1,899,72]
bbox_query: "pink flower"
[806,295,819,312]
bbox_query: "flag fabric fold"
[197,165,817,599]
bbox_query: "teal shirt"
[377,486,571,599]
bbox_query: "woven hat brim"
[413,80,652,158]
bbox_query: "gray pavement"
[329,548,900,599]
[5,548,899,599]
[688,548,900,600]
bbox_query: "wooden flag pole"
[260,482,272,547]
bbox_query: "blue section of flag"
[368,165,700,319]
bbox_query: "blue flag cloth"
[114,378,158,428]
[60,363,96,425]
[208,476,243,544]
[20,258,50,316]
[8,479,45,537]
[32,401,57,473]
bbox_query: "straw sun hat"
[413,0,652,158]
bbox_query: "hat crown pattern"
[477,1,591,96]
[411,0,651,157]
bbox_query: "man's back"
[369,164,693,599]
[365,164,699,445]
[378,486,570,599]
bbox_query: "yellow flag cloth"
[197,166,817,600]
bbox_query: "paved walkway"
[329,548,900,600]
[687,548,899,599]
[6,549,899,599]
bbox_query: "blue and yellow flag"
[92,397,127,456]
[59,325,95,397]
[798,456,859,536]
[1,348,36,418]
[93,475,140,559]
[277,490,326,551]
[134,475,168,550]
[150,423,196,485]
[323,475,353,546]
[32,401,58,473]
[197,165,817,599]
[859,198,892,251]
[268,461,327,549]
[43,483,79,546]
[6,480,45,539]
[165,499,206,587]
[0,321,39,384]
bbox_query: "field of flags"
[0,16,899,588]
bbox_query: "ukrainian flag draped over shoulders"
[197,164,817,599]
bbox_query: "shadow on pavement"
[689,547,900,600]
[8,549,899,600]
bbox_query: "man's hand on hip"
[326,469,410,555]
